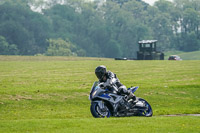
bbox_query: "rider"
[95,65,136,101]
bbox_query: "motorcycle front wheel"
[90,102,111,118]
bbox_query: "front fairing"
[89,81,98,100]
[89,81,114,101]
[90,81,99,93]
[89,81,106,100]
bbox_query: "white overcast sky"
[143,0,173,5]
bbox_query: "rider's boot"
[127,91,136,101]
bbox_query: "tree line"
[0,0,200,58]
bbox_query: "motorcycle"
[89,81,153,118]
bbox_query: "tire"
[90,102,111,118]
[138,98,153,117]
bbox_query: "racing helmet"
[95,65,106,80]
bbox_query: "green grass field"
[0,56,200,132]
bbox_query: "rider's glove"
[104,79,111,87]
[99,79,112,88]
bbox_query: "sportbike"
[89,81,153,118]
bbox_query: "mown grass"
[0,56,200,132]
[1,117,200,133]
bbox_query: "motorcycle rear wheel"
[90,102,111,118]
[138,98,153,117]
